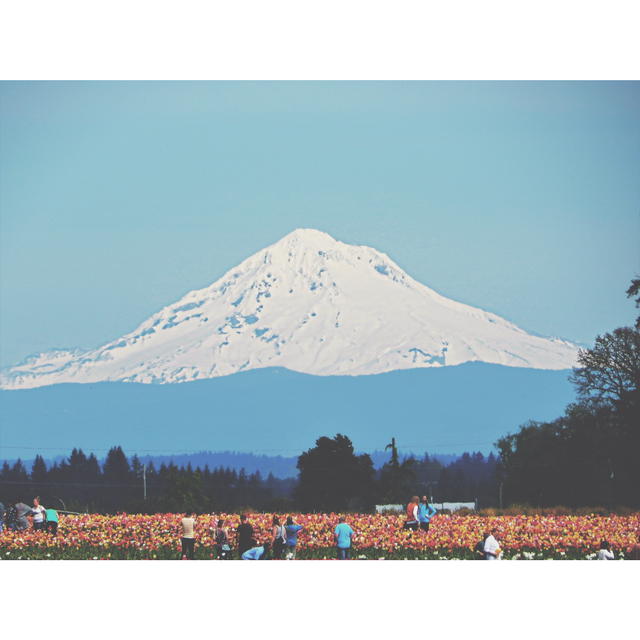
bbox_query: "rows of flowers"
[2,512,639,560]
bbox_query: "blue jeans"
[336,547,351,560]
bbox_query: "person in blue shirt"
[334,516,355,560]
[241,541,271,560]
[284,516,303,559]
[418,496,437,533]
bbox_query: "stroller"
[215,528,233,560]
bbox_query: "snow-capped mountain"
[1,229,579,389]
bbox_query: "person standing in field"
[236,514,255,558]
[418,496,437,533]
[215,518,232,559]
[284,516,303,559]
[45,506,59,536]
[271,516,287,560]
[403,496,419,531]
[597,540,615,560]
[483,528,502,560]
[31,497,46,531]
[181,511,196,560]
[334,516,355,560]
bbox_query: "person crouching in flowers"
[403,496,420,531]
[483,528,502,560]
[418,496,436,533]
[597,540,614,560]
[45,506,59,536]
[181,511,196,560]
[241,541,271,560]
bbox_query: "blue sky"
[0,81,638,367]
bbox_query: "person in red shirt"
[403,496,419,531]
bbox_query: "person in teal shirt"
[334,516,355,560]
[45,507,59,535]
[418,496,437,532]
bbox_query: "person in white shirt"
[483,529,502,560]
[31,496,46,532]
[596,540,614,560]
[181,511,196,560]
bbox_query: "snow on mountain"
[0,228,579,389]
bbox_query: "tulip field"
[1,512,639,560]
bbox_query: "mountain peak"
[1,230,580,389]
[269,228,344,256]
[279,228,336,243]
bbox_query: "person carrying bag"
[271,516,287,560]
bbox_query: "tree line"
[0,448,295,513]
[0,443,499,514]
[294,434,499,512]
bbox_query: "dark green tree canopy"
[103,446,131,481]
[31,455,47,483]
[497,277,640,508]
[296,434,375,512]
